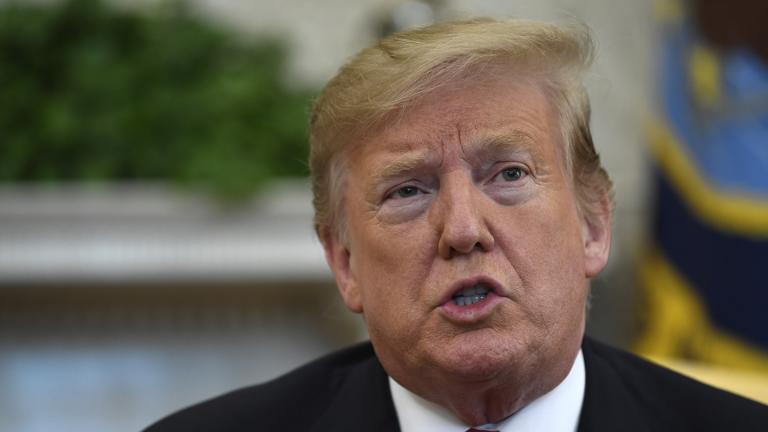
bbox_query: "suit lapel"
[577,337,652,432]
[311,353,401,432]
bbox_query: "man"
[146,18,768,431]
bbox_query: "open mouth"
[451,284,490,307]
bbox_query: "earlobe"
[320,228,363,313]
[582,209,612,279]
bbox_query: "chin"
[426,329,531,383]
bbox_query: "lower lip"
[440,292,504,323]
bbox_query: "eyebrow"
[376,148,438,182]
[470,130,539,162]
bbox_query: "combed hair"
[309,18,613,241]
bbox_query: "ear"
[582,200,612,278]
[320,227,363,313]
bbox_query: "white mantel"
[0,180,332,285]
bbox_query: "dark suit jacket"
[145,337,768,431]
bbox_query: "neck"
[390,349,578,426]
[430,372,562,425]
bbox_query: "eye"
[388,184,422,200]
[498,166,527,182]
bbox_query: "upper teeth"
[452,284,489,306]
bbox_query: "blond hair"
[309,18,613,240]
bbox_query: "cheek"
[500,197,587,303]
[351,227,434,350]
[350,218,434,308]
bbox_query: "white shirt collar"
[389,349,585,432]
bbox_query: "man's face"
[323,73,610,393]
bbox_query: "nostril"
[448,241,484,257]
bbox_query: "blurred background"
[0,0,766,430]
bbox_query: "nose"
[434,176,495,259]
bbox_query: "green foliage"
[0,0,313,199]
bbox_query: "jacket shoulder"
[581,337,768,431]
[144,342,379,432]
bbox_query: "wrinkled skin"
[322,72,611,425]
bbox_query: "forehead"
[349,74,562,167]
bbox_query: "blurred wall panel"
[0,182,364,431]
